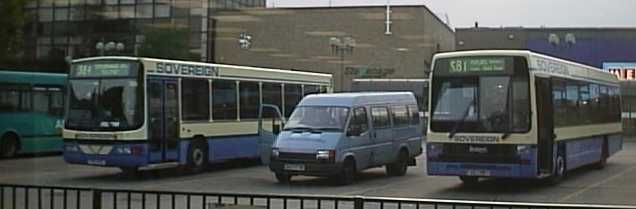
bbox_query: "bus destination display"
[72,63,134,77]
[448,58,506,73]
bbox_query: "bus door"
[535,77,555,174]
[148,79,180,163]
[258,104,284,165]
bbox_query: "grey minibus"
[269,92,423,185]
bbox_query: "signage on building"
[345,66,395,78]
[603,62,636,81]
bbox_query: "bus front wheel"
[459,176,479,185]
[1,134,18,158]
[548,155,566,185]
[119,167,139,177]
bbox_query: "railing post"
[354,196,364,209]
[93,189,102,209]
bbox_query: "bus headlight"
[114,147,132,155]
[316,150,335,161]
[65,144,79,152]
[516,145,530,155]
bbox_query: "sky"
[266,0,636,28]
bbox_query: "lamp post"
[96,40,125,56]
[329,36,355,91]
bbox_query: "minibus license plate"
[467,169,490,176]
[284,163,305,171]
[87,160,106,165]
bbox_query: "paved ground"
[2,142,636,206]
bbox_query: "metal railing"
[2,183,636,209]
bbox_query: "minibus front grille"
[278,152,317,162]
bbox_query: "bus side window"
[32,87,50,113]
[49,88,64,116]
[0,85,20,112]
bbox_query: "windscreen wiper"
[448,98,475,139]
[501,79,513,140]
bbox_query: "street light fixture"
[329,36,355,91]
[96,40,125,56]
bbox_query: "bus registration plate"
[467,169,490,176]
[87,160,106,165]
[284,163,305,171]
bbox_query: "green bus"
[0,70,66,158]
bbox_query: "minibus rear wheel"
[386,150,408,176]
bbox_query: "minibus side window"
[347,107,369,136]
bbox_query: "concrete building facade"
[211,6,455,91]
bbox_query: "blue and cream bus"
[426,50,622,184]
[1,70,66,158]
[62,57,332,174]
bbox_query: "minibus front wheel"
[275,173,291,183]
[336,158,356,185]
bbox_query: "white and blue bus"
[426,50,622,184]
[62,57,332,174]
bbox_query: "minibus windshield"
[284,106,350,131]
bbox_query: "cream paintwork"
[554,123,622,141]
[140,58,332,85]
[180,121,259,138]
[63,128,147,141]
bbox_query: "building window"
[212,79,237,120]
[182,79,210,121]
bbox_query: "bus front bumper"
[63,141,149,167]
[427,161,537,178]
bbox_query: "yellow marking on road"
[559,166,636,201]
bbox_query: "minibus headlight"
[271,148,280,158]
[316,150,335,161]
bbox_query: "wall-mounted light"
[565,33,576,45]
[548,33,560,46]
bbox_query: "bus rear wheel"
[1,134,18,158]
[187,139,208,173]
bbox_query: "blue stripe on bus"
[427,162,538,178]
[427,147,538,178]
[564,136,603,170]
[207,135,261,162]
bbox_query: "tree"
[0,0,31,66]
